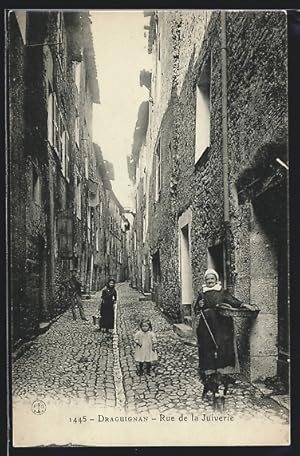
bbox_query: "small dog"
[214,390,226,412]
[202,373,234,411]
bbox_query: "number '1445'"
[69,416,87,423]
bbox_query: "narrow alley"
[9,9,290,448]
[12,283,288,425]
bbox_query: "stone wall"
[9,11,106,344]
[143,10,288,380]
[9,13,28,342]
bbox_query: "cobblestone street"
[12,283,289,425]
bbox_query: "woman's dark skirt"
[100,302,114,330]
[196,308,236,373]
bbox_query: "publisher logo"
[32,400,46,415]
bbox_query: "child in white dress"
[134,319,158,375]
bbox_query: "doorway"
[180,224,193,306]
[207,243,225,285]
[178,208,193,321]
[252,184,288,385]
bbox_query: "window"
[95,228,99,252]
[58,113,64,161]
[85,156,89,179]
[76,176,81,220]
[47,85,61,155]
[75,110,80,147]
[61,129,66,175]
[143,168,147,195]
[57,13,66,74]
[143,213,146,244]
[155,138,161,201]
[156,37,161,102]
[32,165,41,205]
[48,86,69,176]
[53,93,60,157]
[61,129,69,179]
[195,55,211,163]
[87,207,91,242]
[47,84,54,144]
[74,62,81,93]
[65,136,70,182]
[85,67,89,94]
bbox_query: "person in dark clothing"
[69,270,88,321]
[99,279,117,336]
[194,269,253,403]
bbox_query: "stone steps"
[173,323,193,337]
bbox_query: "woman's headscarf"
[107,278,116,288]
[204,269,219,281]
[202,268,222,293]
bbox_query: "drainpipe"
[221,11,231,289]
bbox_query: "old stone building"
[69,15,100,296]
[106,189,130,283]
[128,101,152,293]
[9,11,125,345]
[90,142,111,291]
[129,11,288,385]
